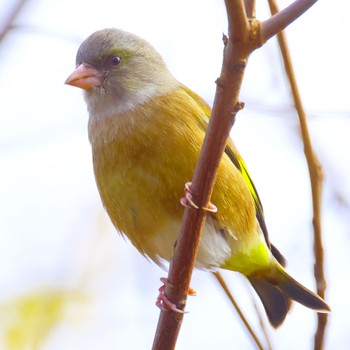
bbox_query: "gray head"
[66,28,178,117]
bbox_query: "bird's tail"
[248,264,330,328]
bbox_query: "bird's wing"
[225,134,287,266]
[182,85,272,248]
[224,142,272,248]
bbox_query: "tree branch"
[262,0,318,43]
[152,2,251,348]
[152,1,320,348]
[267,1,327,349]
[244,0,256,18]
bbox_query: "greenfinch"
[65,28,330,327]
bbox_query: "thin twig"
[213,272,265,350]
[267,1,328,349]
[252,301,273,350]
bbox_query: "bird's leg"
[156,277,196,313]
[180,182,217,212]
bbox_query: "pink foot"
[180,182,218,212]
[156,278,196,313]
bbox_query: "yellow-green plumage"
[66,28,330,328]
[89,87,260,268]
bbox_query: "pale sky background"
[0,0,349,349]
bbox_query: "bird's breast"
[89,107,200,260]
[87,88,259,268]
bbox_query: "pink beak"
[65,63,101,90]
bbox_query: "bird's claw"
[156,277,196,313]
[180,182,218,213]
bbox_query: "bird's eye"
[110,55,121,66]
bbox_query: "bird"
[65,28,330,327]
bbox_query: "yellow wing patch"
[181,84,271,247]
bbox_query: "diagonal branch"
[262,0,318,43]
[152,2,251,348]
[267,1,327,349]
[152,1,320,349]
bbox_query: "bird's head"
[65,28,178,117]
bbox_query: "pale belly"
[146,217,232,270]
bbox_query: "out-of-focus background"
[0,0,349,349]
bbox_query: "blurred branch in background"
[0,0,28,43]
[212,272,268,350]
[267,1,328,349]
